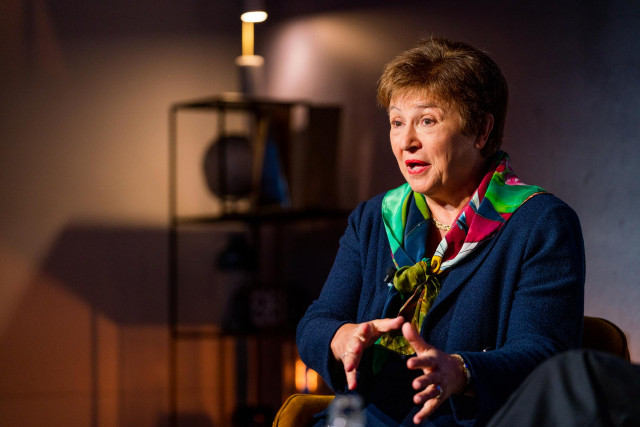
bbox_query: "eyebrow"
[389,103,443,112]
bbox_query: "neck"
[427,196,471,228]
[425,157,491,225]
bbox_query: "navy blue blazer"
[297,192,585,426]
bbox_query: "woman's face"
[389,92,488,206]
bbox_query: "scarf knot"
[393,260,430,293]
[393,258,443,293]
[374,259,442,357]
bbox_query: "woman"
[296,37,585,426]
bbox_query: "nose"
[400,125,421,152]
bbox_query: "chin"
[402,177,429,194]
[406,183,432,196]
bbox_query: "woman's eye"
[391,120,403,128]
[421,118,435,126]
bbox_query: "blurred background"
[1,0,639,425]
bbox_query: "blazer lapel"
[424,234,501,326]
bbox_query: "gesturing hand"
[330,316,405,390]
[402,322,467,424]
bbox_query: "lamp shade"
[241,0,267,22]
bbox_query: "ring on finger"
[434,384,443,400]
[340,351,355,359]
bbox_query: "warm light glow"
[238,3,267,71]
[238,22,264,66]
[235,55,264,67]
[295,359,318,393]
[306,368,318,392]
[242,21,254,56]
[241,11,268,23]
[266,23,317,97]
[295,359,306,391]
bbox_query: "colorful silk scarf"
[376,151,544,356]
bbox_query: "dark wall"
[260,0,640,358]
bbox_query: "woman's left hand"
[402,322,467,424]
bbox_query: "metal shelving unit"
[167,94,346,425]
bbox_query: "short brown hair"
[377,36,508,157]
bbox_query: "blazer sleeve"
[296,200,369,392]
[454,197,586,425]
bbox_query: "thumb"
[402,322,431,354]
[374,316,405,333]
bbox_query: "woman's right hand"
[330,316,405,390]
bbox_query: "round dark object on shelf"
[203,135,253,198]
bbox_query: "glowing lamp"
[241,0,268,22]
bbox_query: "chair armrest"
[273,394,334,427]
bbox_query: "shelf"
[170,93,336,112]
[174,208,350,226]
[168,95,344,424]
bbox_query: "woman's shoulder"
[514,192,579,219]
[341,192,389,243]
[508,192,582,238]
[347,192,386,222]
[349,183,410,220]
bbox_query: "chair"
[581,315,630,361]
[272,393,334,427]
[273,316,630,426]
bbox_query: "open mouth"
[405,159,429,174]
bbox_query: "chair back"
[582,316,630,361]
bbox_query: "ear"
[475,114,494,149]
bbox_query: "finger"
[414,398,441,424]
[340,324,373,389]
[402,322,432,354]
[413,385,443,424]
[371,316,405,334]
[412,372,439,391]
[350,323,373,350]
[352,320,385,348]
[341,318,405,390]
[341,351,360,390]
[413,382,443,404]
[346,365,358,390]
[406,353,439,371]
[351,317,405,349]
[340,350,360,372]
